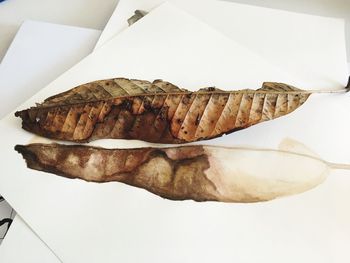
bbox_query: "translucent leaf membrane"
[204,146,329,202]
[15,141,348,203]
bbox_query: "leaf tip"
[14,144,31,160]
[15,144,41,171]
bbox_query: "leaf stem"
[309,76,350,94]
[326,162,350,170]
[204,145,350,171]
[307,89,349,94]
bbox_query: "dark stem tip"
[346,76,350,92]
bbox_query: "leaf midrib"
[34,89,312,110]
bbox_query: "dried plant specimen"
[15,143,349,203]
[15,78,349,144]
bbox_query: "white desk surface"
[0,0,350,62]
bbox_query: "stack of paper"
[0,0,349,262]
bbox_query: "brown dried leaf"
[15,143,334,203]
[15,78,312,143]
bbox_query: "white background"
[0,1,349,262]
[1,0,350,62]
[0,0,349,262]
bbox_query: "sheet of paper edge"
[95,0,348,89]
[0,20,101,119]
[0,20,102,263]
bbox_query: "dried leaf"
[15,78,314,143]
[15,143,346,203]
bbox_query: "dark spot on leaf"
[158,106,168,121]
[182,95,191,104]
[207,87,216,92]
[195,114,200,126]
[122,100,133,111]
[143,99,152,111]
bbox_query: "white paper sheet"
[97,0,348,90]
[0,21,101,119]
[0,216,59,263]
[0,20,101,262]
[0,2,349,263]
